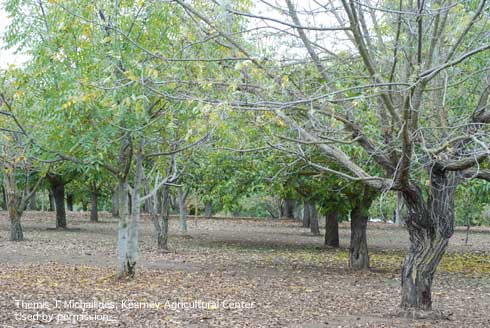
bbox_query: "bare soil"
[1,211,489,327]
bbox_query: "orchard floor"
[1,212,490,327]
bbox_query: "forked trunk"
[324,211,339,247]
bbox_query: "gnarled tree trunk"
[400,168,457,310]
[324,211,339,247]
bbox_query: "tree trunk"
[204,201,212,219]
[48,175,67,229]
[178,187,188,234]
[48,191,54,211]
[308,203,320,234]
[282,198,295,219]
[1,186,7,210]
[349,188,375,270]
[395,192,404,225]
[150,186,170,250]
[303,201,311,227]
[400,233,448,310]
[111,190,119,217]
[117,180,130,277]
[66,193,74,211]
[4,168,25,241]
[9,210,23,241]
[400,168,457,311]
[29,190,37,210]
[324,212,339,247]
[5,191,23,241]
[90,191,98,222]
[125,141,144,277]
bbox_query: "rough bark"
[178,187,188,234]
[204,201,212,219]
[349,188,375,270]
[324,211,339,247]
[400,167,457,311]
[4,173,23,241]
[90,191,98,222]
[66,193,74,211]
[48,175,67,229]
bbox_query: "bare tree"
[175,0,490,312]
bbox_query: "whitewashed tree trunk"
[127,141,143,277]
[117,180,130,277]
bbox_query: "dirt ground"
[1,211,490,327]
